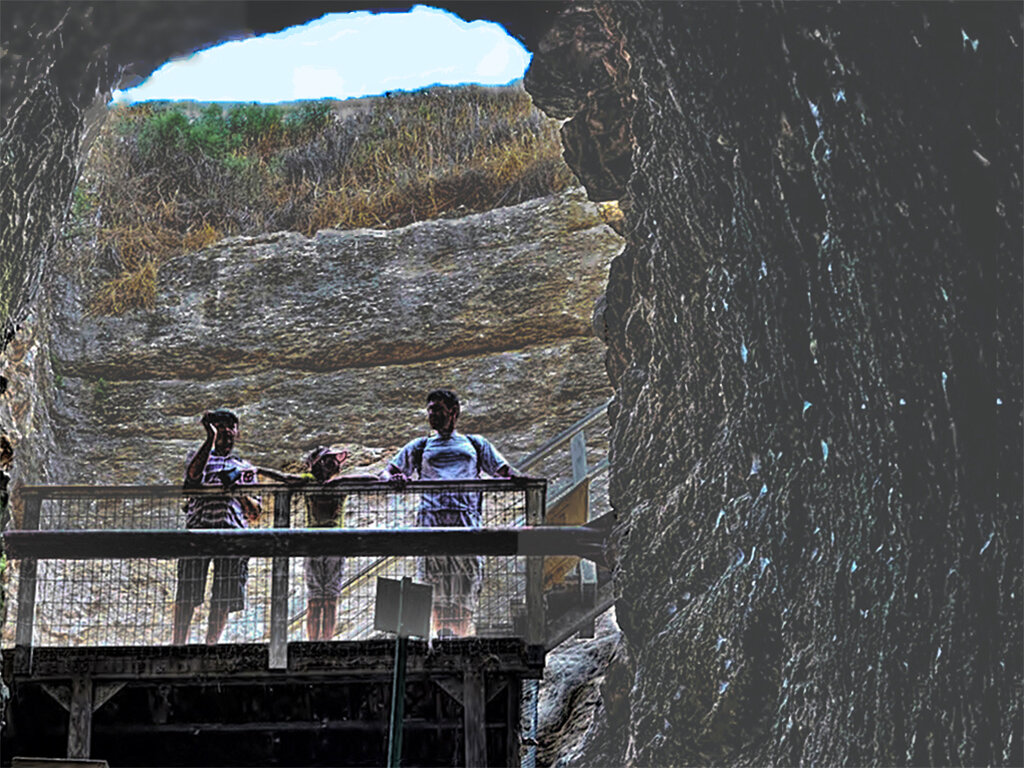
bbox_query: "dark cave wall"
[590,2,1021,765]
[1,3,1021,767]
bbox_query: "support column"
[67,675,93,758]
[506,677,522,768]
[14,494,41,653]
[570,432,597,638]
[525,485,545,646]
[463,665,487,768]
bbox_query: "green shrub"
[137,108,191,160]
[187,104,230,158]
[285,101,331,138]
[226,103,283,149]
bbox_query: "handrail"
[544,458,609,512]
[17,479,519,498]
[516,398,611,473]
[4,479,555,652]
[286,457,613,640]
[311,401,612,637]
[544,580,616,652]
[10,402,613,649]
[2,524,606,561]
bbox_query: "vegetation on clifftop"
[70,84,575,315]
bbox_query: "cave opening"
[1,3,626,766]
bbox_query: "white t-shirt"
[389,431,509,519]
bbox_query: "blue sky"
[112,5,531,104]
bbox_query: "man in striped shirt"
[172,409,261,644]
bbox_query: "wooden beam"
[67,675,93,758]
[544,580,617,652]
[41,683,71,711]
[462,666,487,768]
[13,640,546,681]
[506,678,522,768]
[20,479,541,499]
[525,483,548,646]
[3,524,609,561]
[93,682,125,712]
[487,679,509,703]
[40,681,122,714]
[269,491,291,669]
[89,720,455,733]
[435,676,463,706]
[436,676,508,707]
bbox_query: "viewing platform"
[1,478,614,767]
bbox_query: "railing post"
[525,483,545,646]
[570,432,588,486]
[571,432,597,639]
[15,493,41,651]
[269,490,291,669]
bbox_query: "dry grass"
[88,260,158,315]
[72,84,575,314]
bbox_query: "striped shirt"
[183,451,259,529]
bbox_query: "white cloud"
[475,43,512,79]
[292,66,347,100]
[327,28,356,43]
[114,5,531,104]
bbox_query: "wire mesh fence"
[2,481,542,649]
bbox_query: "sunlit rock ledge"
[39,188,620,485]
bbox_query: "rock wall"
[41,189,619,485]
[555,3,1020,766]
[2,3,1021,767]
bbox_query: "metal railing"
[0,480,611,664]
[284,399,615,648]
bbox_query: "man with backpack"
[379,389,519,638]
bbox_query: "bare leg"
[449,606,472,637]
[307,599,323,641]
[172,601,196,645]
[435,605,473,638]
[206,604,230,645]
[321,598,338,640]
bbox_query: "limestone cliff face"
[43,189,619,485]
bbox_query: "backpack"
[408,433,485,478]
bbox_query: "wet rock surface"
[583,3,1021,766]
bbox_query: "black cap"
[206,408,239,426]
